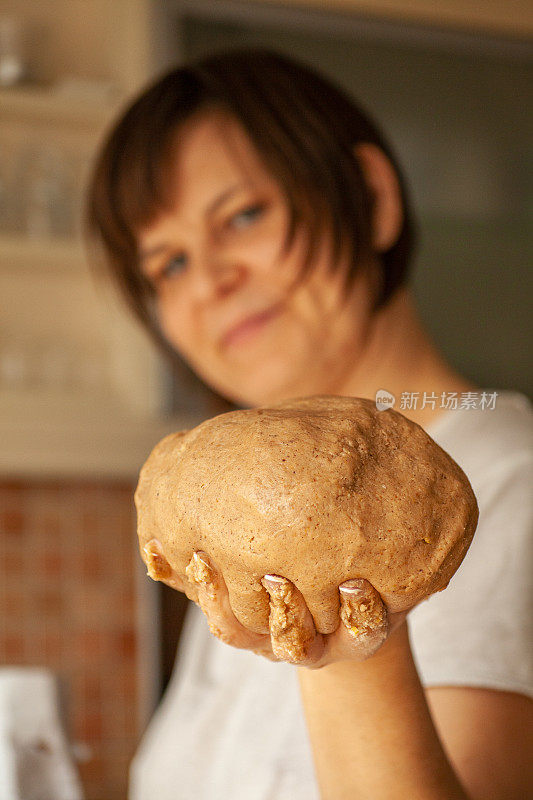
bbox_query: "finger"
[186,552,271,655]
[300,585,341,635]
[262,575,325,665]
[340,579,387,637]
[328,578,388,661]
[218,575,271,634]
[142,538,189,594]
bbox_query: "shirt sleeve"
[408,452,533,699]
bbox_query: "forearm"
[298,621,470,800]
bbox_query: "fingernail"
[339,579,366,596]
[262,574,288,594]
[143,538,172,580]
[186,551,215,592]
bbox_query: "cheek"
[157,294,226,393]
[157,294,198,358]
[290,269,374,367]
[242,205,301,283]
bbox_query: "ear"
[354,143,403,252]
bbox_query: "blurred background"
[0,1,531,798]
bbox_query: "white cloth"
[0,668,84,800]
[409,392,533,698]
[129,390,533,800]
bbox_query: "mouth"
[220,303,284,350]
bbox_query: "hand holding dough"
[135,395,478,656]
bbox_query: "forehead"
[166,110,276,203]
[136,110,283,254]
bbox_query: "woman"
[87,49,532,799]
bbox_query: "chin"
[212,359,321,409]
[211,379,288,409]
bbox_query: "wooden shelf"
[0,390,201,479]
[0,85,121,129]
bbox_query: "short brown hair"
[86,48,416,359]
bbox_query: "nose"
[189,251,246,302]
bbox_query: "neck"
[331,288,475,429]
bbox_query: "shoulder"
[410,393,533,700]
[426,391,532,562]
[428,391,533,494]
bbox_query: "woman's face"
[138,111,376,407]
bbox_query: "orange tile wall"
[0,479,142,800]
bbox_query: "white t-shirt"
[130,390,533,800]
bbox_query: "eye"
[228,203,265,230]
[160,252,188,280]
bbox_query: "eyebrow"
[138,182,249,263]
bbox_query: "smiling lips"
[221,304,283,349]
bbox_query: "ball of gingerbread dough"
[135,395,478,635]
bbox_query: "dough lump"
[135,395,478,634]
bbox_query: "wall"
[0,479,141,800]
